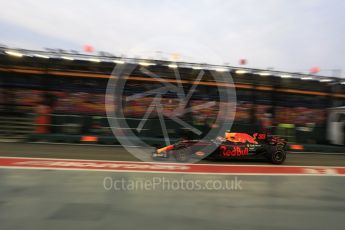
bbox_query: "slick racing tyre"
[173,148,191,162]
[268,145,286,164]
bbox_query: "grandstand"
[0,46,344,145]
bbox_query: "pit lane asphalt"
[1,142,345,230]
[1,169,345,230]
[0,142,344,166]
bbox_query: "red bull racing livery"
[152,131,287,164]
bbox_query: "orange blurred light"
[290,144,304,150]
[81,136,98,142]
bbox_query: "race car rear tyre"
[269,146,286,164]
[173,148,191,162]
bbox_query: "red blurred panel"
[310,66,320,74]
[239,59,247,65]
[83,44,95,53]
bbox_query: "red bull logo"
[220,146,249,157]
[225,132,258,144]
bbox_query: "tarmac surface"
[0,142,345,230]
[1,169,345,230]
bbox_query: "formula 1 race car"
[152,131,287,164]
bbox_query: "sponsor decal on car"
[247,144,261,151]
[220,146,249,157]
[225,132,258,144]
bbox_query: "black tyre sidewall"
[268,145,286,164]
[173,148,191,162]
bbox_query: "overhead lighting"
[61,56,74,61]
[301,76,313,80]
[192,66,202,70]
[215,68,228,72]
[89,58,101,62]
[280,74,291,78]
[34,54,49,59]
[258,72,271,76]
[139,61,156,66]
[5,50,23,57]
[168,64,178,68]
[113,60,125,64]
[320,78,332,82]
[235,69,248,74]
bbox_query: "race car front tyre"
[152,151,169,161]
[173,148,191,162]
